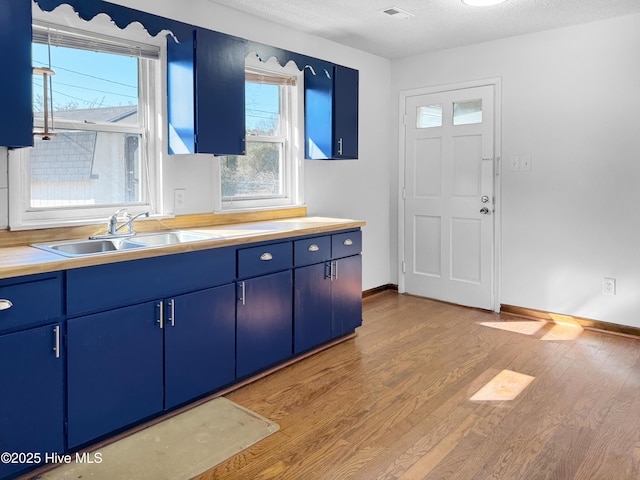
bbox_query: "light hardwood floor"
[197,291,640,480]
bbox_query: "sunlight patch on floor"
[470,369,535,402]
[541,315,584,341]
[479,320,546,336]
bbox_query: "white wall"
[19,0,392,291]
[0,147,7,229]
[391,14,640,327]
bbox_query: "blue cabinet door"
[167,29,246,155]
[304,67,333,160]
[237,270,293,377]
[164,284,236,409]
[0,324,63,479]
[294,262,332,354]
[304,64,359,160]
[331,254,362,338]
[67,302,163,448]
[332,65,359,159]
[0,0,32,148]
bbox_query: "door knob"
[481,196,490,203]
[480,207,490,215]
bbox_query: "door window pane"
[416,104,443,128]
[453,99,482,125]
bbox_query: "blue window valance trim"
[34,0,335,76]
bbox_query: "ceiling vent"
[381,7,415,20]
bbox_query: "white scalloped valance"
[34,0,335,76]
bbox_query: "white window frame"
[8,21,162,231]
[214,56,304,212]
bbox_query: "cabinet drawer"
[0,274,63,334]
[331,230,362,259]
[294,236,331,267]
[67,247,235,317]
[238,242,292,278]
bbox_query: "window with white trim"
[218,59,303,211]
[9,22,160,229]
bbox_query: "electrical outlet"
[174,188,186,212]
[603,277,616,296]
[521,156,532,171]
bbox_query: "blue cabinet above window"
[304,65,359,160]
[0,0,33,148]
[167,29,247,156]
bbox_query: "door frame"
[398,77,502,312]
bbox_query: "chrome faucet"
[90,209,150,239]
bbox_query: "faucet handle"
[108,208,129,234]
[112,208,129,219]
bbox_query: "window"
[416,104,443,128]
[218,60,303,211]
[9,22,160,229]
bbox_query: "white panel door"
[404,85,494,309]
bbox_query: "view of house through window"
[30,30,149,209]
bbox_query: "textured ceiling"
[206,0,640,58]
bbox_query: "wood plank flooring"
[196,292,640,480]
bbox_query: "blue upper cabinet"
[304,65,359,160]
[0,0,33,148]
[167,29,246,156]
[332,65,359,159]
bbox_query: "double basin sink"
[33,231,221,257]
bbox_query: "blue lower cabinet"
[331,255,363,338]
[293,254,362,352]
[67,302,164,448]
[294,262,332,354]
[237,270,293,377]
[0,324,64,479]
[164,284,236,409]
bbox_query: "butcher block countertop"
[0,217,365,280]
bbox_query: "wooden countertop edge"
[0,218,366,280]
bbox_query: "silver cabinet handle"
[0,299,13,311]
[53,325,60,359]
[343,239,353,246]
[338,138,343,155]
[260,253,273,261]
[239,281,246,306]
[308,244,319,252]
[157,301,164,329]
[329,261,338,282]
[169,299,175,327]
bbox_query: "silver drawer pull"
[0,299,13,311]
[308,244,319,252]
[260,253,273,261]
[343,239,353,246]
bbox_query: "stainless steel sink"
[129,231,215,246]
[32,230,219,257]
[33,237,146,257]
